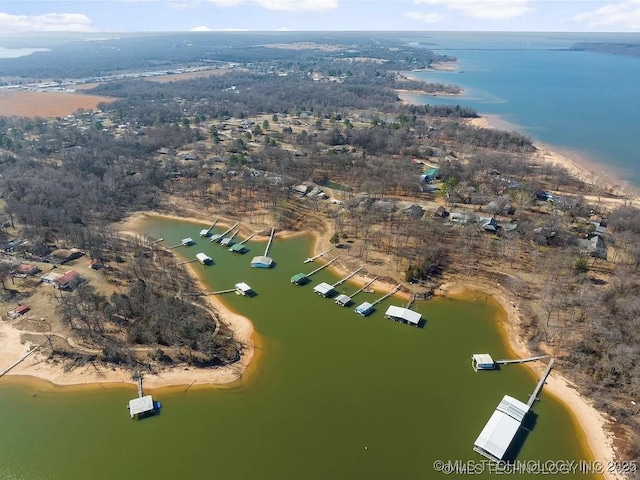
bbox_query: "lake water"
[401,32,640,186]
[0,47,49,58]
[0,217,596,479]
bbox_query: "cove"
[0,216,596,479]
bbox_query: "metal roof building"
[251,255,273,268]
[229,244,247,254]
[291,273,308,285]
[355,302,374,316]
[196,253,213,265]
[181,238,194,246]
[474,395,530,462]
[235,282,253,296]
[128,395,155,418]
[313,282,335,297]
[335,294,351,306]
[472,354,496,371]
[384,306,421,326]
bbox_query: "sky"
[0,0,639,33]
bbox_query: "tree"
[330,233,340,245]
[262,119,270,131]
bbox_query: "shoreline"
[437,281,618,479]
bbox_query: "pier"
[128,374,158,419]
[211,222,239,243]
[148,237,164,245]
[336,276,378,306]
[472,354,550,371]
[304,248,333,264]
[355,284,401,316]
[177,258,198,266]
[0,346,40,378]
[220,229,239,246]
[200,219,218,237]
[315,267,363,298]
[251,228,275,268]
[291,255,340,285]
[527,357,555,407]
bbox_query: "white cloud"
[204,0,337,10]
[0,12,95,32]
[574,1,640,30]
[190,25,213,31]
[413,0,533,20]
[405,11,446,23]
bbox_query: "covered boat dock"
[384,305,421,326]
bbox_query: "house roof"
[57,270,80,286]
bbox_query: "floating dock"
[291,255,340,285]
[471,354,550,372]
[200,219,218,237]
[234,282,253,296]
[304,248,333,264]
[313,267,362,298]
[211,222,239,243]
[220,229,239,247]
[354,284,401,317]
[229,233,256,253]
[335,276,378,307]
[473,358,555,461]
[251,228,275,268]
[384,305,421,326]
[168,237,194,249]
[128,375,159,419]
[196,253,213,265]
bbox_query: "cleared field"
[145,69,230,83]
[0,90,115,117]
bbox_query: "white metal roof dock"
[181,237,194,246]
[313,282,335,297]
[128,395,155,418]
[473,395,530,462]
[335,294,351,306]
[384,306,421,326]
[235,282,253,296]
[355,302,374,316]
[196,253,212,265]
[251,255,273,268]
[472,354,496,371]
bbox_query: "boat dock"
[220,229,239,246]
[332,267,362,287]
[200,219,218,237]
[229,233,256,254]
[336,276,378,306]
[168,237,194,249]
[149,237,164,245]
[291,255,340,285]
[128,375,158,419]
[354,284,401,316]
[527,357,555,407]
[316,267,364,299]
[473,358,555,461]
[251,228,275,268]
[304,248,333,264]
[471,354,550,371]
[211,222,239,243]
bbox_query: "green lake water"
[0,217,597,479]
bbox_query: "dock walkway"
[527,358,555,407]
[495,355,549,366]
[0,346,40,377]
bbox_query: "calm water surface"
[0,217,597,479]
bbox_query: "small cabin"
[472,354,496,371]
[355,302,374,317]
[313,282,335,297]
[196,253,213,265]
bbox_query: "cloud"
[405,11,446,23]
[0,12,94,32]
[204,0,338,11]
[190,25,213,31]
[413,0,533,20]
[574,1,640,30]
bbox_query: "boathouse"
[313,282,335,297]
[229,244,247,254]
[291,273,308,285]
[335,294,351,306]
[251,255,273,268]
[235,282,253,296]
[473,395,530,462]
[181,238,194,246]
[199,229,211,237]
[210,233,223,243]
[128,395,155,419]
[355,302,374,316]
[472,354,496,371]
[196,253,213,265]
[384,306,421,326]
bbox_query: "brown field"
[146,69,231,83]
[0,90,115,117]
